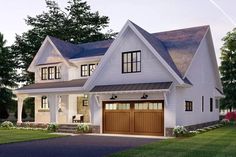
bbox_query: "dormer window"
[81,64,97,77]
[41,66,61,80]
[48,67,55,80]
[41,67,48,80]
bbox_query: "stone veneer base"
[165,120,219,137]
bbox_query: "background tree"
[219,28,236,111]
[0,33,17,120]
[12,0,116,84]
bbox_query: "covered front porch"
[15,79,90,124]
[16,93,91,124]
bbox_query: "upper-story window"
[48,67,55,80]
[41,66,61,80]
[81,64,97,77]
[55,66,61,79]
[41,67,48,80]
[122,50,141,73]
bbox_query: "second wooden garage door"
[103,101,164,136]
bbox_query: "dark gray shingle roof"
[49,36,113,59]
[48,22,209,82]
[17,79,87,90]
[90,82,172,92]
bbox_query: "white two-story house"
[15,20,223,136]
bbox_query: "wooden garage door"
[103,101,164,136]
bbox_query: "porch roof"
[16,79,87,91]
[90,82,172,93]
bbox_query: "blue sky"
[1,0,236,64]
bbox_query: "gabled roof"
[49,36,113,59]
[153,25,209,76]
[130,21,184,79]
[47,22,209,81]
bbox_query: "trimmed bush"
[47,123,58,132]
[1,121,14,129]
[173,126,188,137]
[77,124,90,133]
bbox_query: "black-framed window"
[81,64,97,77]
[202,96,204,112]
[48,67,55,80]
[89,64,96,75]
[210,98,213,112]
[122,51,141,73]
[41,67,48,80]
[81,65,88,77]
[185,101,193,111]
[55,66,61,79]
[41,66,60,80]
[41,96,49,109]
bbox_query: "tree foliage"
[0,33,17,119]
[219,28,236,110]
[12,0,116,84]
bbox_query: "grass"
[0,128,64,144]
[110,126,236,157]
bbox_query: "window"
[41,96,49,109]
[202,96,204,112]
[185,101,193,111]
[105,103,130,110]
[122,51,141,73]
[89,64,96,75]
[134,102,163,110]
[55,66,61,79]
[210,98,213,112]
[81,64,97,77]
[41,66,60,80]
[81,65,88,77]
[41,67,48,80]
[48,67,55,80]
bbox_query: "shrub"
[77,124,90,133]
[173,126,188,137]
[1,121,14,129]
[221,119,230,125]
[47,123,58,132]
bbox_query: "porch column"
[17,95,26,124]
[48,94,58,123]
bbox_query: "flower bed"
[173,123,224,137]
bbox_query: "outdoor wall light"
[141,93,148,99]
[58,108,62,112]
[110,94,117,100]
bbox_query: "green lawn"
[0,128,64,144]
[110,126,236,157]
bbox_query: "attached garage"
[103,101,164,136]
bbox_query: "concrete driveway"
[0,135,161,157]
